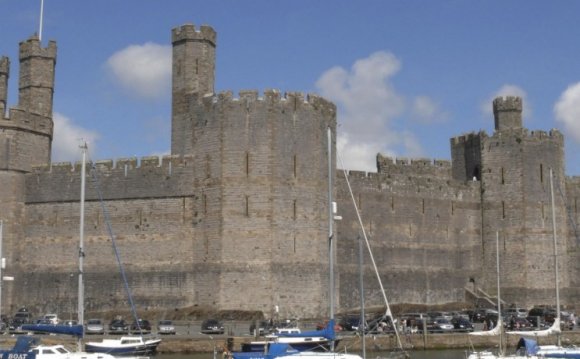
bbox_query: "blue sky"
[1,0,579,175]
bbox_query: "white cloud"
[411,96,449,124]
[481,84,531,119]
[106,42,171,99]
[316,51,423,172]
[52,112,100,162]
[554,82,580,144]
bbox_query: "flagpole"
[39,0,44,41]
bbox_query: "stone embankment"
[2,331,580,354]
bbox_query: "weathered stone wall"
[335,161,482,310]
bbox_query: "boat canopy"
[21,324,84,337]
[276,319,335,340]
[516,337,539,355]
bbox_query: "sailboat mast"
[496,231,503,355]
[550,168,561,346]
[78,143,87,342]
[327,127,335,351]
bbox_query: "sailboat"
[19,144,117,359]
[227,129,362,359]
[506,168,580,358]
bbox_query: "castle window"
[541,202,545,219]
[391,196,395,211]
[502,201,506,219]
[293,200,297,220]
[501,167,505,185]
[195,59,199,74]
[293,155,297,178]
[422,199,425,214]
[451,201,454,215]
[203,193,207,215]
[246,152,250,177]
[540,164,544,183]
[205,155,211,179]
[245,196,249,217]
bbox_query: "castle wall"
[335,160,482,310]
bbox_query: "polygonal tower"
[479,96,567,307]
[171,24,216,156]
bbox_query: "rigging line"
[553,173,580,244]
[88,160,142,329]
[337,153,404,352]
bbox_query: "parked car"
[131,319,151,334]
[339,315,366,332]
[85,318,105,335]
[430,317,454,333]
[507,317,533,331]
[450,317,474,332]
[109,319,129,334]
[505,308,528,319]
[42,313,60,325]
[201,319,224,334]
[250,320,274,335]
[157,320,176,335]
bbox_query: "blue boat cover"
[21,324,84,338]
[276,319,335,340]
[516,337,539,355]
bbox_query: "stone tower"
[171,24,216,156]
[479,96,567,307]
[0,35,56,306]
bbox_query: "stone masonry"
[0,23,579,320]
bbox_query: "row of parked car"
[86,318,176,335]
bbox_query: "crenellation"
[18,35,57,59]
[115,157,138,170]
[94,159,113,171]
[50,162,73,173]
[140,156,160,168]
[171,23,216,46]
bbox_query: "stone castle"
[0,23,579,320]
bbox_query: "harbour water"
[156,349,468,359]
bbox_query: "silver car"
[157,320,176,335]
[85,318,105,335]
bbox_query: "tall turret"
[171,24,216,156]
[0,35,56,171]
[17,35,57,118]
[0,57,8,116]
[493,96,522,131]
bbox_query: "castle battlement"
[450,131,487,145]
[376,154,451,179]
[19,35,57,59]
[201,89,336,115]
[32,154,195,174]
[493,96,522,113]
[171,23,216,46]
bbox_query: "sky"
[1,0,579,175]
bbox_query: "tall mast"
[38,0,44,41]
[78,142,87,350]
[550,168,561,347]
[496,231,503,356]
[327,127,335,351]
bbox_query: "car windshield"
[160,320,172,325]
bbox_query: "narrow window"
[205,155,211,179]
[502,201,506,219]
[293,200,297,220]
[203,194,207,215]
[293,155,297,178]
[358,194,362,210]
[422,199,425,214]
[540,164,544,183]
[541,202,544,219]
[246,152,250,177]
[293,235,296,253]
[195,59,199,74]
[245,196,249,217]
[391,196,394,211]
[501,167,505,185]
[451,201,455,215]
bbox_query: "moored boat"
[85,336,161,356]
